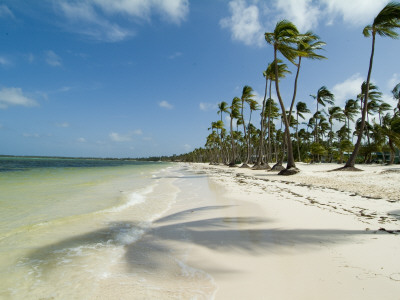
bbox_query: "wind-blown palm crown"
[265,20,303,64]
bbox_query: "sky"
[0,0,399,158]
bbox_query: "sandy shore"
[165,162,400,299]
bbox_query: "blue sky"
[1,0,399,158]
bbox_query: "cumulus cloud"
[221,0,390,46]
[320,0,388,26]
[109,129,143,142]
[199,102,217,111]
[159,100,173,109]
[220,0,264,47]
[275,0,320,31]
[332,73,364,107]
[45,50,62,67]
[388,73,400,90]
[0,87,38,109]
[56,0,189,42]
[77,137,86,142]
[109,132,132,142]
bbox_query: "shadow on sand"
[26,205,386,276]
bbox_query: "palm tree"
[295,101,310,161]
[392,82,400,115]
[255,60,291,169]
[342,2,400,170]
[377,102,392,125]
[328,106,345,161]
[311,86,334,143]
[218,101,229,163]
[288,31,326,121]
[265,20,302,175]
[239,85,255,168]
[229,97,241,166]
[343,99,360,140]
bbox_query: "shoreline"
[165,162,400,299]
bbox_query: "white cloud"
[275,0,320,32]
[0,87,38,109]
[220,0,264,47]
[199,102,217,111]
[77,137,86,142]
[388,73,400,90]
[332,73,364,107]
[45,50,62,67]
[109,129,142,142]
[320,0,388,26]
[56,0,188,42]
[159,100,173,109]
[221,0,390,47]
[109,132,132,142]
[0,5,15,19]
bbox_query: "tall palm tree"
[255,60,291,169]
[218,101,229,163]
[295,101,310,161]
[288,31,326,121]
[265,20,302,175]
[229,97,241,166]
[377,102,392,125]
[311,86,334,143]
[343,99,360,141]
[328,106,345,161]
[392,82,400,115]
[239,85,255,167]
[343,2,400,170]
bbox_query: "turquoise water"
[0,157,185,299]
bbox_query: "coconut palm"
[392,82,400,115]
[295,101,310,161]
[377,102,392,125]
[311,86,334,143]
[288,31,326,120]
[265,20,303,175]
[228,97,241,166]
[343,99,360,140]
[239,85,255,167]
[343,2,400,170]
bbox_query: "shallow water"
[0,158,217,299]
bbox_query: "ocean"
[0,157,216,299]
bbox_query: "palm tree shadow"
[25,205,382,276]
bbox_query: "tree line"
[176,2,400,175]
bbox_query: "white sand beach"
[143,162,400,299]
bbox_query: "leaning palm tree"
[295,101,310,161]
[265,20,303,175]
[254,60,291,169]
[288,31,326,121]
[341,2,400,170]
[343,99,360,141]
[311,86,334,143]
[228,97,241,166]
[392,82,400,115]
[239,85,255,168]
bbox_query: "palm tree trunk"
[296,113,301,161]
[273,48,297,172]
[256,77,268,165]
[229,117,236,166]
[345,32,375,168]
